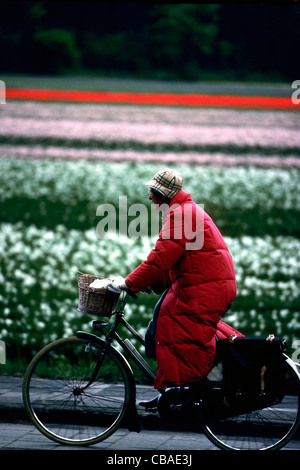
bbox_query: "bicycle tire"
[23,336,133,446]
[199,355,300,451]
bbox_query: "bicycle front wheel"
[23,336,133,446]
[200,356,300,451]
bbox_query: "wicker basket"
[78,273,120,317]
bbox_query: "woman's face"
[148,189,169,210]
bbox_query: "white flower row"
[0,222,299,348]
[1,144,300,169]
[1,222,299,285]
[226,235,300,281]
[0,158,299,211]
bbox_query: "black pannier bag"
[217,334,287,414]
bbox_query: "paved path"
[0,376,299,452]
[0,376,217,451]
[0,420,217,451]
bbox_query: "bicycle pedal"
[144,407,158,413]
[92,320,108,330]
[139,396,159,412]
[170,403,182,411]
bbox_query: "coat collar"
[162,190,192,222]
[169,190,192,206]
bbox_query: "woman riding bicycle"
[110,168,237,407]
[23,167,299,450]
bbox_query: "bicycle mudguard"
[283,354,300,380]
[123,403,142,433]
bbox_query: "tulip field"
[0,88,299,372]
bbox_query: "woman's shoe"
[139,396,159,412]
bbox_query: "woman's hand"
[109,276,128,292]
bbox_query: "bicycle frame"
[23,289,300,450]
[76,290,300,393]
[23,292,300,450]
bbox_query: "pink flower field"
[0,101,299,168]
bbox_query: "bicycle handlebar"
[108,285,152,299]
[124,288,138,299]
[124,286,152,298]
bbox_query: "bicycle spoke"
[23,337,132,445]
[200,358,300,450]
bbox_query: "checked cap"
[145,168,182,199]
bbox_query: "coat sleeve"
[125,211,185,292]
[150,271,171,294]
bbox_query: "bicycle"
[23,277,300,451]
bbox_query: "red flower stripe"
[6,87,296,109]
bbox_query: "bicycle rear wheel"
[23,336,133,446]
[200,356,300,450]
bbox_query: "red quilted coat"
[125,190,236,389]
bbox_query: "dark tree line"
[1,2,299,81]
